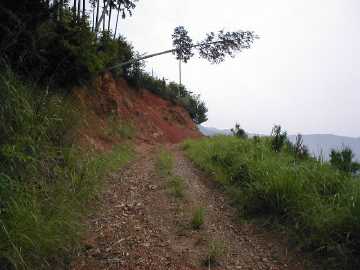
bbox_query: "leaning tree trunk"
[113,5,120,38]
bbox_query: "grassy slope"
[183,136,360,269]
[0,71,134,269]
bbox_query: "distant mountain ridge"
[199,126,360,161]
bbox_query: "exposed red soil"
[74,73,202,150]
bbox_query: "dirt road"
[71,144,314,270]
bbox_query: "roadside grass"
[0,70,134,269]
[155,148,186,199]
[183,136,360,269]
[168,175,185,198]
[156,148,173,177]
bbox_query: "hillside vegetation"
[0,1,208,269]
[184,135,360,269]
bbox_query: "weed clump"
[205,239,226,267]
[156,149,174,177]
[169,175,185,198]
[191,207,205,230]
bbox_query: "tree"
[289,134,309,159]
[271,125,287,152]
[231,123,247,139]
[109,26,259,70]
[330,147,360,174]
[94,0,137,34]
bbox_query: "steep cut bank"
[75,73,202,149]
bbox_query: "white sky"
[114,0,360,137]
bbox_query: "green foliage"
[330,147,360,175]
[231,123,247,138]
[127,71,208,124]
[156,149,173,177]
[0,2,207,125]
[0,2,135,89]
[0,70,133,269]
[172,26,258,64]
[270,125,287,152]
[191,207,205,230]
[288,134,310,160]
[184,136,360,269]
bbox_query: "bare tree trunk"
[82,0,86,18]
[59,0,63,22]
[77,0,81,20]
[107,4,112,32]
[102,0,106,32]
[95,0,100,32]
[73,0,77,21]
[95,0,109,33]
[113,5,120,38]
[92,6,95,31]
[53,0,58,20]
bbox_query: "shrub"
[288,134,309,160]
[231,123,247,139]
[330,147,360,175]
[270,125,287,152]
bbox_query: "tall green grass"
[0,70,133,269]
[183,136,360,269]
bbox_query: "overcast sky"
[116,0,360,137]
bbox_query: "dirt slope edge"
[74,73,202,150]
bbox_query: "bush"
[330,147,360,175]
[127,70,208,124]
[231,123,247,139]
[270,125,287,152]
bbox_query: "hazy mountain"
[199,126,360,161]
[288,134,360,161]
[198,125,232,136]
